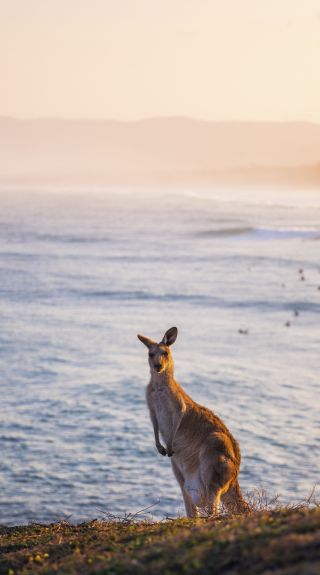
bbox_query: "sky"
[0,0,320,122]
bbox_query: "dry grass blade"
[246,486,282,512]
[96,500,160,524]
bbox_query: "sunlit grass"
[1,490,319,574]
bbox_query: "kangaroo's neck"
[150,367,175,388]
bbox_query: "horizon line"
[1,115,320,126]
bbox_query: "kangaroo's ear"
[162,327,178,347]
[137,334,156,349]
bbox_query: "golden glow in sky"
[1,0,320,121]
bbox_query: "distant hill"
[0,117,320,186]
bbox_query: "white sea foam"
[186,188,320,210]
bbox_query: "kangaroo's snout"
[150,353,167,373]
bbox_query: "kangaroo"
[137,327,248,518]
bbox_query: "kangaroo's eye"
[149,352,155,358]
[163,351,168,358]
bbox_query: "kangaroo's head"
[137,327,178,374]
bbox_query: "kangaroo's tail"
[222,479,250,514]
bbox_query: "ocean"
[0,186,319,524]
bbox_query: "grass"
[1,498,320,575]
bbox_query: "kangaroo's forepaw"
[156,444,167,456]
[166,448,174,457]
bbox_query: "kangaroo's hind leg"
[171,459,199,518]
[200,443,236,516]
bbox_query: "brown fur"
[138,327,248,517]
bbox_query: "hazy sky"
[1,0,319,121]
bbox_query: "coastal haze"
[1,117,320,186]
[1,0,320,525]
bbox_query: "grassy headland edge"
[1,506,320,575]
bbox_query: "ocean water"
[0,186,319,525]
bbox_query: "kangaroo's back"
[176,398,241,467]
